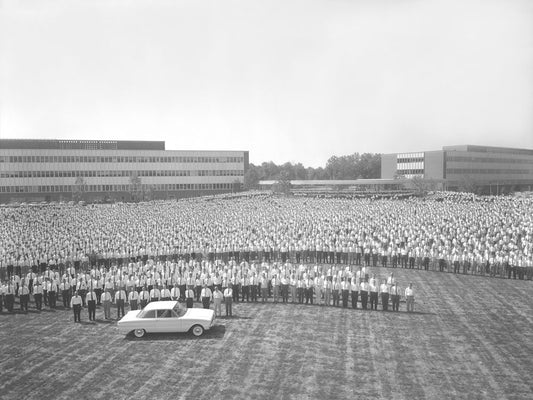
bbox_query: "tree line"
[244,153,381,189]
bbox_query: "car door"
[156,309,181,333]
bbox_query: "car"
[117,301,215,338]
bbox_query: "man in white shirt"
[128,288,139,311]
[70,291,83,322]
[223,284,233,317]
[115,287,127,319]
[200,284,212,309]
[405,283,415,312]
[86,286,97,321]
[213,286,223,317]
[380,280,389,311]
[101,289,112,319]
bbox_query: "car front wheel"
[133,329,146,338]
[191,325,204,337]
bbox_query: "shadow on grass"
[216,315,252,320]
[123,324,226,341]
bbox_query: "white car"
[117,301,215,338]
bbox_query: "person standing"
[224,284,233,317]
[405,283,415,313]
[360,279,369,310]
[332,277,340,307]
[149,285,160,303]
[200,284,212,309]
[380,279,389,311]
[139,287,149,309]
[260,273,269,303]
[86,287,97,321]
[272,274,280,303]
[170,284,180,302]
[160,285,171,301]
[5,281,15,312]
[369,275,378,311]
[60,279,71,309]
[101,289,112,319]
[115,287,127,319]
[390,282,400,312]
[185,285,195,308]
[33,281,43,311]
[70,291,82,322]
[341,278,350,308]
[128,288,139,311]
[350,277,359,309]
[48,278,57,309]
[213,286,223,317]
[19,283,30,312]
[324,277,332,307]
[305,276,314,305]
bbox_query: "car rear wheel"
[191,325,204,337]
[133,329,146,338]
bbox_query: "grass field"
[1,268,532,400]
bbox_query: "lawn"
[1,268,532,400]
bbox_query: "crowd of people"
[0,259,416,320]
[0,191,532,320]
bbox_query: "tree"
[232,179,242,193]
[272,171,291,195]
[72,175,87,202]
[457,175,478,194]
[129,173,142,202]
[244,167,260,190]
[408,176,438,196]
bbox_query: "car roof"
[143,300,178,311]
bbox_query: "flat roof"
[0,139,165,151]
[259,179,407,186]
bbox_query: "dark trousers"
[116,299,125,318]
[360,291,368,309]
[34,294,42,310]
[20,294,29,311]
[88,300,96,320]
[186,298,194,308]
[5,294,14,312]
[305,288,313,304]
[281,285,289,303]
[202,297,210,309]
[351,291,358,308]
[392,295,400,311]
[341,290,349,308]
[332,290,340,306]
[297,288,305,304]
[73,304,82,322]
[370,292,378,310]
[250,286,258,302]
[381,293,389,311]
[241,286,250,302]
[225,297,232,316]
[48,291,56,308]
[62,290,71,308]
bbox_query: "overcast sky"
[1,0,532,167]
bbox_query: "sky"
[1,0,532,168]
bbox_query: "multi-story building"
[0,139,249,202]
[381,145,533,194]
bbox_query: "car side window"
[142,310,156,319]
[158,310,172,318]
